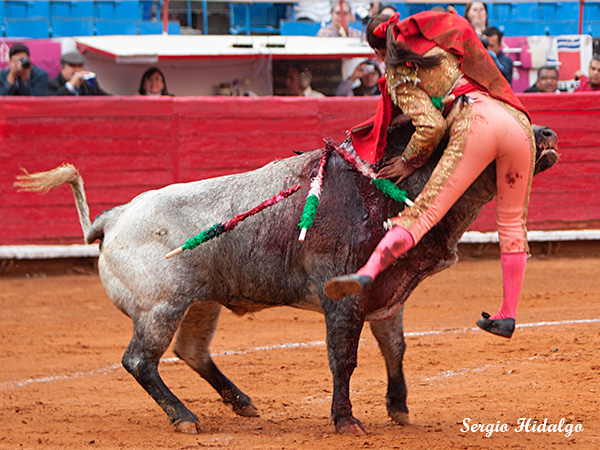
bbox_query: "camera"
[480,36,490,50]
[20,57,32,70]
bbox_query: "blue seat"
[140,20,163,34]
[139,20,180,34]
[4,17,51,38]
[51,17,95,36]
[229,2,280,35]
[140,0,159,20]
[5,0,51,19]
[545,20,579,36]
[501,19,547,37]
[406,4,428,16]
[537,2,579,22]
[51,0,95,18]
[279,20,320,36]
[584,2,600,22]
[584,21,600,36]
[488,3,515,23]
[96,0,141,20]
[95,18,140,34]
[167,20,180,34]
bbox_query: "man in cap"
[47,51,110,96]
[0,43,49,96]
[336,59,382,96]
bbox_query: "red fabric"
[574,75,600,92]
[351,11,530,164]
[373,12,401,38]
[349,76,392,164]
[442,78,478,115]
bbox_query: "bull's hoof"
[233,402,259,417]
[174,420,200,434]
[389,410,410,425]
[331,415,367,436]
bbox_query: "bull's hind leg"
[322,295,366,435]
[121,304,200,434]
[369,306,409,425]
[173,302,258,418]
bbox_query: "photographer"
[0,43,49,96]
[336,59,382,96]
[47,51,110,96]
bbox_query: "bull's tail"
[14,163,92,239]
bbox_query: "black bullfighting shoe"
[476,312,515,338]
[324,274,373,300]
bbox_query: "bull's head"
[532,125,559,175]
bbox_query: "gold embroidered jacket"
[385,47,462,168]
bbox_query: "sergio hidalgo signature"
[461,418,584,437]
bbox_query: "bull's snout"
[540,127,557,141]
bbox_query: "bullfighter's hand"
[377,156,416,185]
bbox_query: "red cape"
[352,11,529,164]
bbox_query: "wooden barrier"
[1,94,599,246]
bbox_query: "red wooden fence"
[1,94,599,246]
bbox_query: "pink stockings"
[490,252,527,320]
[357,226,414,279]
[357,226,526,321]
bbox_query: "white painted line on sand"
[1,318,597,391]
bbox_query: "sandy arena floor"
[0,255,599,450]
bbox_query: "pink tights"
[357,226,414,279]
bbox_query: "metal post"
[163,0,170,34]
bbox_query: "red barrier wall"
[1,94,599,246]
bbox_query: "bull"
[15,121,558,436]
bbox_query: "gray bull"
[15,121,558,436]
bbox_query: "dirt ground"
[1,253,599,450]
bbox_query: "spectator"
[47,51,110,96]
[336,59,381,96]
[524,66,561,93]
[318,2,363,37]
[0,43,48,96]
[138,67,173,96]
[349,1,380,21]
[293,1,332,23]
[482,26,513,85]
[285,65,325,97]
[378,4,397,16]
[464,1,488,36]
[574,55,600,92]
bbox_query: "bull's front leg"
[322,295,366,435]
[369,305,409,425]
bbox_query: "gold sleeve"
[394,82,448,168]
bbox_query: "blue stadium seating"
[140,0,159,20]
[279,20,320,36]
[140,19,162,34]
[4,17,51,38]
[95,0,141,20]
[51,17,96,36]
[95,18,140,35]
[229,2,280,35]
[5,0,51,19]
[51,0,96,18]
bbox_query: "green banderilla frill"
[371,178,409,204]
[181,223,226,251]
[297,194,320,230]
[431,96,444,111]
